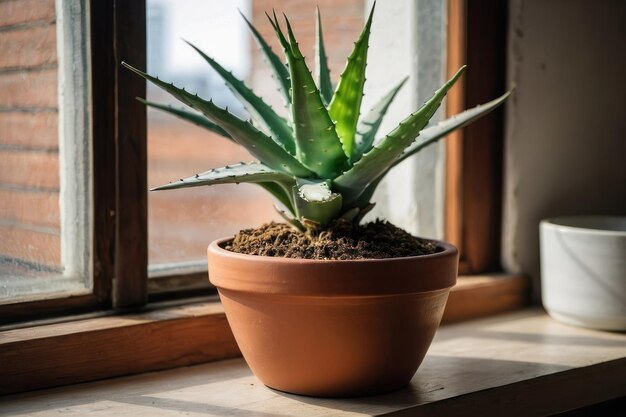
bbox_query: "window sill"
[3,308,625,416]
[0,274,528,395]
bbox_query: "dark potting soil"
[224,219,439,260]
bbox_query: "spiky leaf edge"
[334,65,466,204]
[269,13,348,178]
[239,10,291,107]
[122,62,313,178]
[346,89,512,212]
[328,2,375,159]
[138,98,232,141]
[315,7,333,105]
[151,162,296,214]
[185,40,296,155]
[352,77,407,162]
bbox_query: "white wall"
[503,0,626,298]
[364,0,447,239]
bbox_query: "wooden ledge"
[3,309,624,416]
[0,274,527,395]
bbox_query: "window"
[145,0,369,296]
[0,0,92,306]
[146,0,279,293]
[0,0,515,321]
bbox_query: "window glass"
[147,0,278,272]
[146,0,365,273]
[0,0,92,303]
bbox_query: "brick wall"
[250,0,364,107]
[0,0,60,269]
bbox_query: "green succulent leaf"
[339,206,360,221]
[268,14,348,178]
[129,3,513,231]
[239,10,291,107]
[345,175,382,212]
[185,40,296,155]
[150,162,295,191]
[315,7,333,105]
[328,3,375,160]
[292,179,343,228]
[274,204,305,232]
[151,162,296,214]
[346,89,511,210]
[260,183,296,215]
[266,10,291,56]
[394,90,512,166]
[122,62,313,177]
[334,65,466,204]
[353,77,408,163]
[137,98,233,141]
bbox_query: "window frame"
[0,0,528,393]
[445,0,508,275]
[0,0,147,324]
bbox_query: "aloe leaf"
[274,15,348,178]
[137,98,233,141]
[274,204,305,232]
[348,175,382,210]
[334,66,466,204]
[394,90,512,166]
[353,77,408,162]
[150,162,295,191]
[122,62,312,177]
[153,163,295,213]
[315,7,333,105]
[354,203,375,223]
[339,207,360,221]
[346,89,512,208]
[260,183,296,214]
[292,179,342,228]
[328,3,375,159]
[185,40,295,155]
[151,162,296,214]
[239,10,291,106]
[266,10,291,56]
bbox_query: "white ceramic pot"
[540,216,626,331]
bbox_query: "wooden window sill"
[3,308,624,416]
[0,274,528,395]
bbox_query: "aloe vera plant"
[124,4,510,232]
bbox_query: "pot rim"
[541,215,626,237]
[209,236,457,265]
[207,237,458,296]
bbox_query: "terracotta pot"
[208,238,458,397]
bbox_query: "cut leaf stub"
[126,3,511,232]
[298,180,333,202]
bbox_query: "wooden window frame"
[445,0,508,275]
[0,0,147,325]
[0,0,528,394]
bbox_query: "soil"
[224,219,439,260]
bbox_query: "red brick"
[0,68,57,108]
[0,25,57,69]
[0,224,60,267]
[0,150,59,189]
[0,112,57,149]
[0,189,59,230]
[0,0,55,28]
